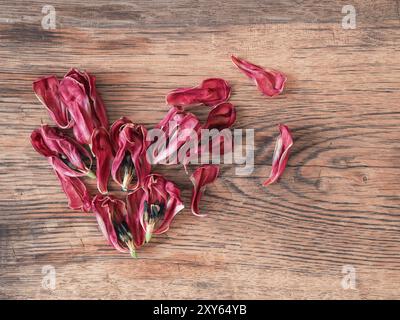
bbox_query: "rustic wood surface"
[1,0,400,299]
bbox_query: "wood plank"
[1,0,400,299]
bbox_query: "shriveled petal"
[91,128,114,194]
[151,107,202,165]
[59,77,94,145]
[190,165,220,217]
[110,117,133,148]
[231,55,287,97]
[112,124,151,191]
[263,124,293,186]
[166,78,231,109]
[92,195,130,253]
[54,170,91,212]
[30,125,93,177]
[204,102,236,130]
[126,188,147,248]
[156,180,184,234]
[65,69,109,129]
[136,174,184,242]
[33,76,73,129]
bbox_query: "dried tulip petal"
[54,170,91,212]
[231,55,287,97]
[31,125,94,178]
[92,195,141,257]
[166,78,231,109]
[33,76,73,129]
[263,124,293,186]
[204,102,236,130]
[91,128,114,194]
[190,165,220,217]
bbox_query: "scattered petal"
[166,78,231,109]
[263,124,293,186]
[92,194,143,257]
[54,170,91,212]
[128,174,184,243]
[204,102,236,130]
[112,123,151,191]
[190,165,220,217]
[33,76,73,129]
[91,128,114,194]
[30,125,94,178]
[231,55,287,97]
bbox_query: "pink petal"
[132,174,184,242]
[166,78,231,109]
[92,195,128,253]
[91,128,114,194]
[31,125,93,177]
[231,55,287,97]
[110,117,133,149]
[33,76,73,129]
[65,69,109,129]
[190,165,220,217]
[59,77,94,145]
[204,102,236,130]
[151,107,201,165]
[126,188,147,248]
[111,124,151,191]
[54,170,91,212]
[263,124,293,186]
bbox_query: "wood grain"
[1,0,400,299]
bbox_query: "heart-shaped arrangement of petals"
[30,56,293,258]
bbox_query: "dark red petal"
[204,102,236,130]
[151,107,202,165]
[190,165,220,217]
[112,124,151,191]
[231,55,287,97]
[166,78,231,109]
[263,124,293,186]
[92,195,129,253]
[110,117,133,149]
[54,170,91,212]
[33,76,73,129]
[31,125,93,177]
[59,77,94,145]
[91,128,114,194]
[64,69,109,129]
[30,128,57,158]
[126,188,147,248]
[155,180,184,234]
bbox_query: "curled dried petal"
[91,128,114,194]
[110,117,133,149]
[92,195,140,257]
[54,170,91,212]
[30,125,93,178]
[204,102,236,130]
[263,124,293,186]
[59,69,108,145]
[33,76,73,129]
[128,174,184,243]
[150,107,202,165]
[231,55,287,97]
[166,78,231,109]
[112,123,151,191]
[190,165,220,217]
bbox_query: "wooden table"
[1,0,400,299]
